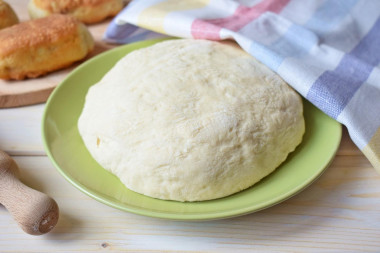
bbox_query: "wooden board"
[0,69,70,108]
[0,0,116,108]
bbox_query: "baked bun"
[28,0,123,24]
[0,0,19,29]
[0,14,94,80]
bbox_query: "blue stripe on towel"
[247,0,358,70]
[307,17,380,119]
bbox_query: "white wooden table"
[1,1,380,252]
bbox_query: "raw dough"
[78,39,305,202]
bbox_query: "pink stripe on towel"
[191,0,291,40]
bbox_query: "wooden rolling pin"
[0,150,59,235]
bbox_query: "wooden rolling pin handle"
[0,150,59,235]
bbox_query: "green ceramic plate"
[42,38,342,220]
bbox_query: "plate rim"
[42,38,342,220]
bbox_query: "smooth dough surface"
[78,39,305,202]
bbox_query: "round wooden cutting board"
[0,0,116,108]
[0,69,70,108]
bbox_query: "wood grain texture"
[0,150,59,235]
[0,104,45,156]
[0,71,66,108]
[0,0,116,108]
[0,155,379,252]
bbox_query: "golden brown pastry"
[0,14,94,80]
[28,0,124,24]
[0,0,19,29]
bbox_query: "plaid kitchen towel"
[104,0,380,172]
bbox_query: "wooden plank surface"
[0,155,379,252]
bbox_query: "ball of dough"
[78,39,305,202]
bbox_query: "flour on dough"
[78,39,305,202]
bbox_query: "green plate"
[42,38,342,220]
